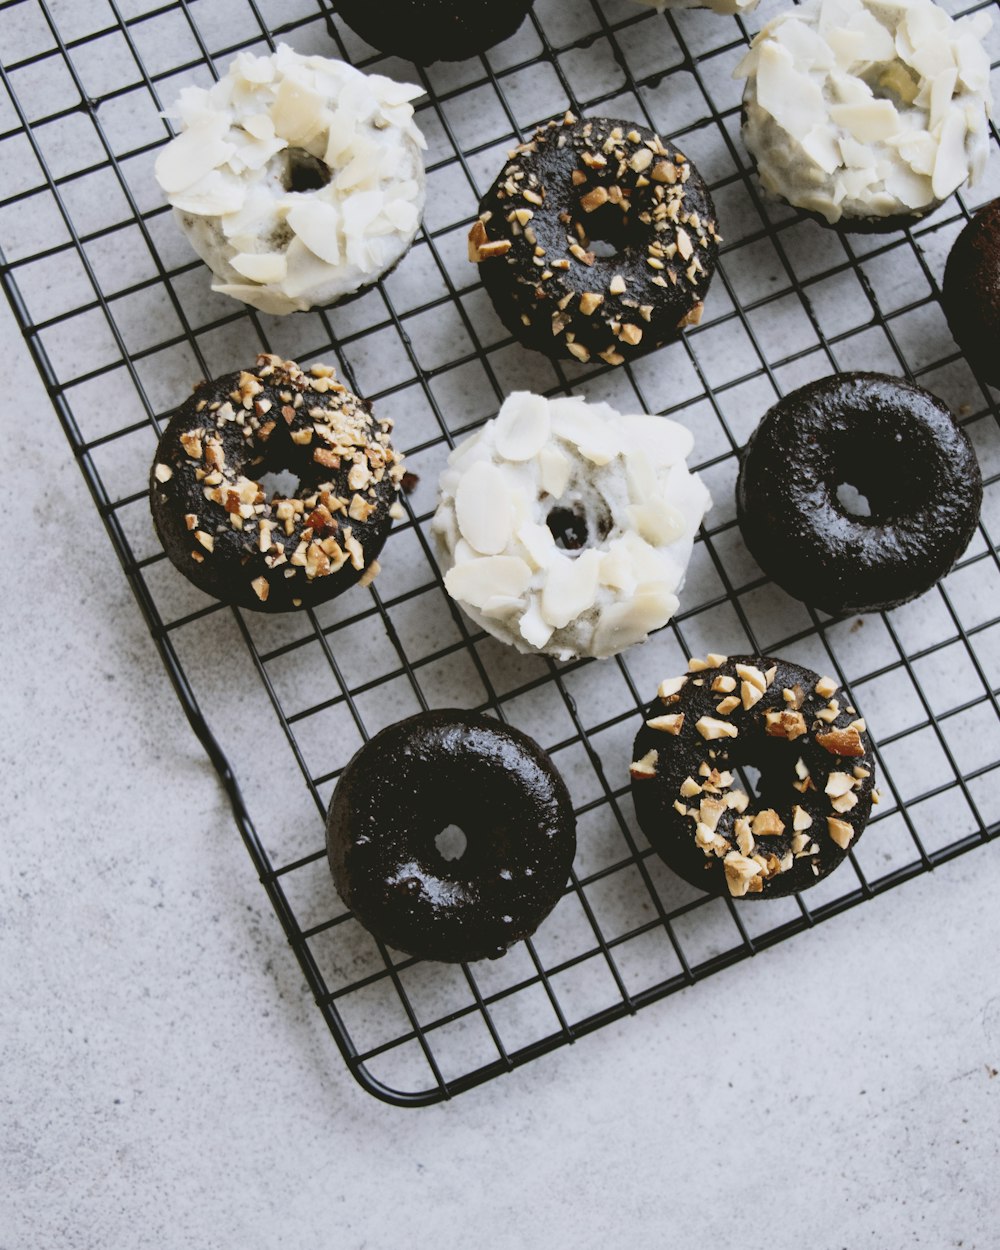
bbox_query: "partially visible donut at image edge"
[469,112,720,367]
[331,0,536,63]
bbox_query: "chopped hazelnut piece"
[646,713,684,735]
[825,772,856,798]
[815,675,838,699]
[726,789,749,813]
[658,675,687,700]
[194,530,214,552]
[619,323,643,346]
[764,709,807,740]
[724,852,763,898]
[154,463,173,483]
[609,274,627,295]
[250,576,269,602]
[630,749,658,780]
[711,674,737,694]
[357,560,381,589]
[751,808,785,837]
[679,777,702,798]
[827,817,854,850]
[792,805,813,831]
[831,790,859,813]
[580,186,609,213]
[816,726,865,757]
[715,696,740,715]
[696,716,738,741]
[740,681,764,711]
[735,817,754,857]
[578,292,604,315]
[736,663,766,692]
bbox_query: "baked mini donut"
[736,0,992,230]
[943,199,1000,387]
[631,654,878,898]
[469,113,720,366]
[150,354,404,612]
[736,372,982,615]
[334,0,535,63]
[432,391,711,660]
[154,46,426,314]
[326,710,576,962]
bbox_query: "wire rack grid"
[2,0,999,1106]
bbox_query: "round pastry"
[154,45,426,314]
[942,199,1000,387]
[630,653,878,898]
[150,353,404,612]
[735,0,992,230]
[333,0,535,64]
[326,710,576,962]
[432,391,711,660]
[469,113,720,366]
[735,372,982,615]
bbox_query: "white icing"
[154,46,427,314]
[736,0,992,224]
[432,392,711,661]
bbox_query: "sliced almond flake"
[518,595,554,650]
[455,461,512,555]
[494,392,551,461]
[538,444,571,499]
[619,415,694,466]
[516,521,556,570]
[155,123,236,194]
[549,397,623,465]
[445,555,532,609]
[286,200,342,266]
[591,586,678,659]
[230,251,289,283]
[540,549,602,628]
[628,500,686,546]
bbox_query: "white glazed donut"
[631,0,759,16]
[432,392,711,662]
[154,45,427,314]
[736,0,992,227]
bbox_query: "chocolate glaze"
[326,710,576,962]
[736,372,981,615]
[150,354,400,613]
[473,114,719,367]
[943,199,1000,387]
[631,655,877,900]
[332,0,534,63]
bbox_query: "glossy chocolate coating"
[631,655,877,899]
[736,372,981,615]
[942,199,1000,387]
[326,710,576,963]
[332,0,534,64]
[474,115,718,366]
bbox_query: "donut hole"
[572,199,644,260]
[545,503,612,551]
[434,824,468,864]
[257,467,301,500]
[835,482,873,518]
[859,62,920,110]
[283,147,333,193]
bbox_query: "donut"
[153,45,426,314]
[735,0,992,230]
[326,710,576,962]
[468,113,720,367]
[735,372,982,616]
[431,391,711,661]
[630,654,879,899]
[150,354,404,612]
[333,0,535,64]
[942,199,1000,387]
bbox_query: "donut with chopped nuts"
[326,710,576,963]
[150,354,404,613]
[630,654,878,899]
[333,0,535,64]
[736,372,982,615]
[735,0,992,231]
[469,113,720,367]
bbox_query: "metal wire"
[2,0,999,1106]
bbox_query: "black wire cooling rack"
[3,0,1000,1106]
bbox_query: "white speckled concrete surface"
[3,284,999,1245]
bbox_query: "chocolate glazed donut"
[469,113,720,367]
[736,373,982,615]
[332,0,535,64]
[631,654,878,899]
[326,711,576,962]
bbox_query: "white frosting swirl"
[736,0,992,225]
[432,392,711,661]
[154,45,426,314]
